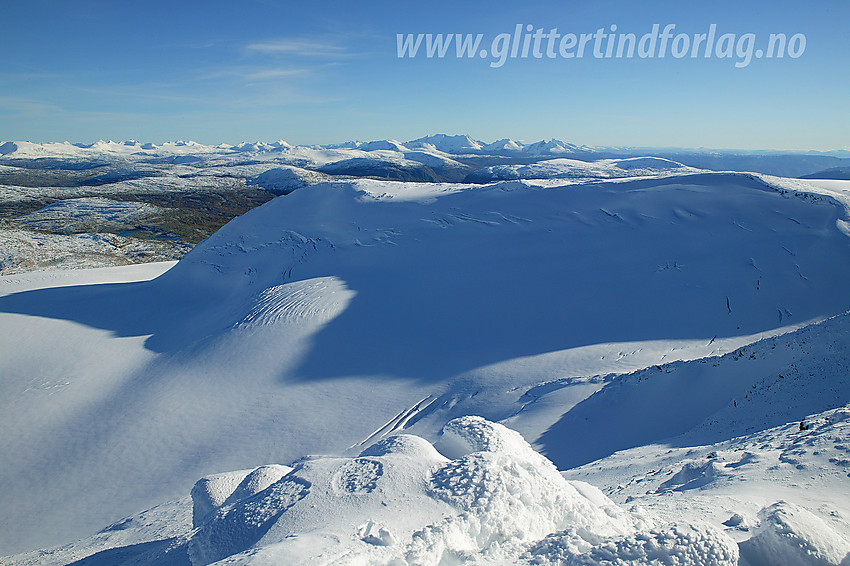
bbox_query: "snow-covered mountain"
[480,138,525,152]
[2,136,848,178]
[465,156,695,183]
[358,139,410,152]
[1,165,850,565]
[246,165,332,195]
[520,138,585,155]
[317,156,441,182]
[405,133,484,153]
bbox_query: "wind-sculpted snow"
[435,412,540,459]
[524,523,739,566]
[564,400,850,565]
[191,464,293,528]
[175,418,736,565]
[236,276,355,327]
[740,501,850,566]
[189,474,311,565]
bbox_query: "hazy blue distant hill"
[642,152,850,178]
[800,166,850,180]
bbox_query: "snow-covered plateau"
[2,137,846,275]
[1,138,850,565]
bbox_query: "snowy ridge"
[539,309,850,469]
[245,165,332,195]
[466,156,696,182]
[558,309,850,564]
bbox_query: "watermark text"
[397,24,806,68]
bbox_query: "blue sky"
[1,0,847,149]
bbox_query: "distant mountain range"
[2,135,849,178]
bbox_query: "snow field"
[1,169,849,563]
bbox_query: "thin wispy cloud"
[0,72,68,83]
[0,97,165,127]
[198,67,307,81]
[224,85,345,109]
[0,97,66,116]
[246,39,348,57]
[247,68,307,80]
[74,84,206,104]
[187,39,224,49]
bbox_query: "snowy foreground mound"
[77,417,742,565]
[11,410,850,565]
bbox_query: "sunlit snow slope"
[1,172,849,556]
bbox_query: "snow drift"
[740,501,850,566]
